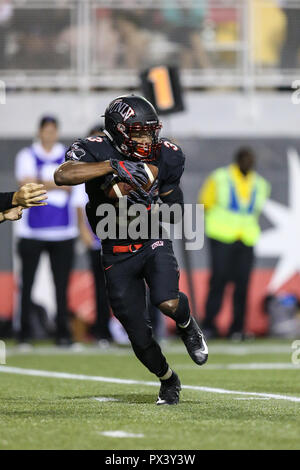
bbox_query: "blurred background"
[1,0,300,343]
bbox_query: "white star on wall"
[256,148,300,292]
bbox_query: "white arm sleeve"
[15,148,37,182]
[71,183,88,209]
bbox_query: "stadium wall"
[0,91,299,139]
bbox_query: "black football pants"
[102,240,180,377]
[203,238,254,335]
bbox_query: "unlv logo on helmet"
[104,95,162,161]
[108,99,135,122]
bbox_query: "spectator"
[199,148,270,340]
[252,0,286,69]
[9,6,70,69]
[14,116,78,346]
[161,1,211,69]
[114,10,149,69]
[91,8,119,70]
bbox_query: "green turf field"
[0,339,299,450]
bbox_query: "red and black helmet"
[103,94,162,161]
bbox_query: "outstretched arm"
[54,159,150,193]
[54,160,113,186]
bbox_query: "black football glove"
[127,180,159,206]
[110,159,149,188]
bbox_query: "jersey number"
[163,140,178,151]
[87,136,103,143]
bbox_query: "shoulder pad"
[77,136,115,160]
[160,138,183,154]
[65,141,87,161]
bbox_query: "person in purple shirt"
[15,116,78,346]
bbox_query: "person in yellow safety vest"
[198,147,271,340]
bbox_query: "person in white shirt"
[15,116,80,346]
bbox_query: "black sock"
[174,292,191,325]
[160,370,177,384]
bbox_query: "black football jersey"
[65,135,185,246]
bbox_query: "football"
[104,163,158,200]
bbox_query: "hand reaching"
[2,206,23,221]
[13,183,48,208]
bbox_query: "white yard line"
[93,397,119,403]
[0,365,300,403]
[98,431,144,438]
[174,362,300,371]
[234,397,272,401]
[5,346,133,357]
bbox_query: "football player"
[54,95,208,405]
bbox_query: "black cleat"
[156,372,181,406]
[177,316,208,366]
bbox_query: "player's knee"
[159,298,179,316]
